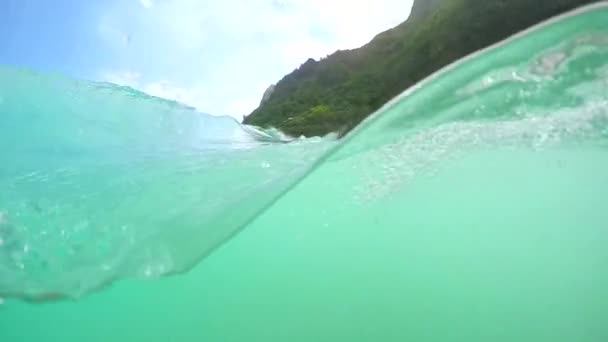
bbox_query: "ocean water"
[1,4,608,341]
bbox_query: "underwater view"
[1,2,608,341]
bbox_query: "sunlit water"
[1,4,608,341]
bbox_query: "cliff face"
[259,84,276,106]
[409,0,445,20]
[245,0,599,137]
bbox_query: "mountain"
[409,0,446,20]
[243,0,600,137]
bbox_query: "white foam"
[356,100,608,201]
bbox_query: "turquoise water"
[1,4,608,341]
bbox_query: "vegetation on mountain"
[243,0,600,137]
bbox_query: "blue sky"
[0,0,413,119]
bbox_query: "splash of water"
[0,68,338,300]
[1,3,608,309]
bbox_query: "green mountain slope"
[243,0,601,137]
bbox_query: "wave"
[1,3,608,301]
[0,67,338,301]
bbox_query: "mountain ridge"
[244,0,600,137]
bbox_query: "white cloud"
[98,22,130,46]
[139,0,153,8]
[102,71,209,114]
[142,82,208,111]
[97,0,414,119]
[103,70,141,86]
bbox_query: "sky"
[0,0,413,120]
